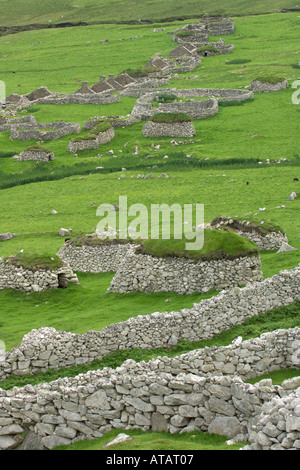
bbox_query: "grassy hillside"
[0,0,299,27]
[1,13,300,95]
[0,6,299,451]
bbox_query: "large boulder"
[208,416,241,438]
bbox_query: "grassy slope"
[0,13,299,351]
[0,0,299,26]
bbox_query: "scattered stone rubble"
[250,79,289,93]
[210,216,288,251]
[17,148,55,162]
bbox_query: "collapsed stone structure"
[17,148,55,162]
[210,216,288,251]
[147,55,201,74]
[131,91,219,120]
[250,79,289,93]
[244,387,300,450]
[172,17,235,42]
[0,257,79,293]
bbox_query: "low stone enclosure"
[67,126,115,153]
[129,88,253,120]
[0,266,299,449]
[9,121,81,141]
[172,17,236,41]
[0,256,79,293]
[57,238,133,273]
[250,79,289,93]
[142,117,196,138]
[132,91,219,120]
[210,216,288,251]
[17,147,55,162]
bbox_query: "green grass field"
[0,3,300,451]
[0,0,299,27]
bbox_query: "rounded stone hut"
[0,254,79,292]
[108,230,263,294]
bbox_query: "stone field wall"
[250,80,289,93]
[18,150,55,162]
[123,87,254,101]
[57,241,133,273]
[10,123,81,141]
[0,327,299,449]
[0,266,299,381]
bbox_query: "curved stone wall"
[18,150,55,162]
[67,138,99,153]
[0,328,299,450]
[10,123,81,141]
[57,241,133,273]
[124,87,254,102]
[108,247,263,294]
[0,267,298,381]
[250,80,289,93]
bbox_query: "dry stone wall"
[250,80,289,93]
[83,115,141,131]
[18,150,55,162]
[10,122,80,141]
[67,127,115,152]
[0,328,299,450]
[210,218,288,251]
[156,98,218,119]
[108,247,263,294]
[142,120,196,138]
[244,387,300,450]
[236,231,288,251]
[0,259,79,293]
[57,241,133,273]
[0,267,299,381]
